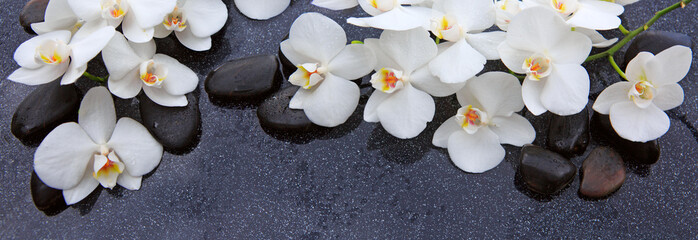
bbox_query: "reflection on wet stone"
[205,55,283,103]
[546,108,589,157]
[580,147,626,199]
[519,145,576,195]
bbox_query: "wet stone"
[31,171,67,214]
[519,145,576,195]
[205,55,282,101]
[547,109,590,157]
[592,113,661,164]
[257,86,314,131]
[580,147,626,198]
[11,81,81,145]
[139,93,201,153]
[622,30,693,69]
[19,0,48,34]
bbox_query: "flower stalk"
[586,0,693,62]
[607,55,627,80]
[82,72,107,83]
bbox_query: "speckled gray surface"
[1,0,697,238]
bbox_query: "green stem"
[82,72,107,83]
[508,70,526,81]
[608,55,627,80]
[435,38,441,44]
[618,24,630,35]
[585,0,692,62]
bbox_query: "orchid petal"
[429,39,486,84]
[116,171,142,190]
[14,31,71,69]
[79,87,116,144]
[463,72,524,116]
[497,42,531,74]
[8,63,69,86]
[547,31,591,65]
[466,31,506,60]
[312,0,359,10]
[347,6,431,31]
[433,0,495,32]
[31,17,78,35]
[63,168,99,205]
[102,33,143,80]
[521,77,547,115]
[566,3,622,30]
[128,0,177,28]
[380,29,437,74]
[289,13,347,64]
[69,26,116,67]
[67,0,101,21]
[108,118,163,176]
[280,40,314,66]
[506,7,569,52]
[625,52,653,83]
[34,123,98,190]
[364,90,390,122]
[645,45,692,86]
[142,86,188,107]
[153,24,172,38]
[289,88,311,109]
[432,116,459,148]
[364,38,401,71]
[183,0,228,37]
[592,81,632,114]
[60,63,87,85]
[301,74,360,127]
[377,84,435,139]
[489,115,535,146]
[174,29,212,51]
[540,64,589,116]
[653,83,684,111]
[122,12,155,43]
[328,44,376,80]
[609,101,669,142]
[447,127,505,173]
[153,54,199,95]
[410,66,464,97]
[234,0,290,20]
[129,40,156,60]
[108,67,143,99]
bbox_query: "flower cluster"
[303,0,692,173]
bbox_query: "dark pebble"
[139,93,201,153]
[519,145,576,195]
[11,81,81,145]
[547,109,589,157]
[622,30,693,69]
[580,147,626,198]
[31,171,67,214]
[591,113,660,164]
[205,55,282,102]
[257,86,314,131]
[19,0,48,34]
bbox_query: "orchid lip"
[455,105,488,134]
[430,14,461,42]
[551,0,579,16]
[370,68,405,93]
[139,60,167,87]
[368,0,397,12]
[289,63,325,89]
[164,6,187,32]
[522,53,552,81]
[92,149,125,189]
[628,80,655,108]
[100,0,128,20]
[34,39,70,65]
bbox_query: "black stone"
[19,0,48,34]
[591,113,661,165]
[547,109,590,157]
[205,55,282,102]
[11,81,81,145]
[580,147,626,199]
[31,171,67,215]
[519,145,577,195]
[622,30,693,69]
[257,86,314,131]
[139,93,201,153]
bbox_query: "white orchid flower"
[347,0,432,31]
[603,0,639,6]
[153,0,228,51]
[67,0,177,43]
[312,0,359,10]
[8,27,116,86]
[234,0,290,20]
[34,87,163,205]
[31,0,82,35]
[281,13,376,127]
[522,0,624,30]
[433,72,535,173]
[574,27,618,48]
[593,46,691,142]
[428,0,505,84]
[494,0,523,31]
[364,29,465,139]
[101,32,199,107]
[498,7,591,116]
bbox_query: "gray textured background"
[1,0,697,238]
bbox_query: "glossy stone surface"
[1,1,697,239]
[11,81,81,145]
[622,30,693,69]
[205,55,282,102]
[19,0,47,34]
[547,109,590,156]
[257,86,314,131]
[519,145,577,195]
[139,93,201,153]
[580,147,626,199]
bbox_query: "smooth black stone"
[139,93,201,153]
[591,113,661,164]
[622,30,693,69]
[31,171,67,214]
[11,81,81,145]
[257,86,314,131]
[547,109,589,157]
[580,147,626,199]
[205,55,282,101]
[519,145,577,195]
[19,0,48,34]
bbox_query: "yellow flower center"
[455,105,488,134]
[163,6,187,32]
[370,68,405,93]
[523,53,552,81]
[139,60,167,87]
[35,39,70,65]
